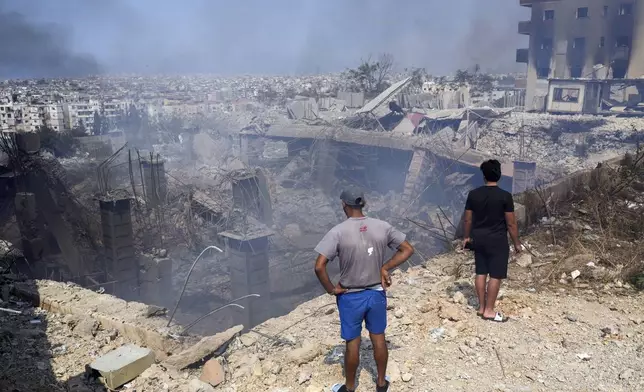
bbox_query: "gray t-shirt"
[315,217,406,290]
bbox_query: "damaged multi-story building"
[518,0,644,113]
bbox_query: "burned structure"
[518,0,644,111]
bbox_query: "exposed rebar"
[166,245,224,327]
[181,293,261,333]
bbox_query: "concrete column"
[141,159,167,207]
[100,198,139,299]
[14,192,45,264]
[239,134,250,164]
[628,1,644,78]
[402,148,432,204]
[311,139,338,194]
[220,233,271,330]
[180,132,195,161]
[512,160,537,194]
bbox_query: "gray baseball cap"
[340,187,365,207]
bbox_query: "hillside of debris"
[1,151,643,392]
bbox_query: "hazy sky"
[0,0,529,78]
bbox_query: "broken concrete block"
[287,341,323,365]
[164,325,242,369]
[73,318,99,337]
[90,344,155,390]
[188,378,216,392]
[200,358,225,387]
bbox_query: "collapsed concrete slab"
[164,325,243,369]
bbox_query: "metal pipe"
[166,245,224,327]
[0,307,22,315]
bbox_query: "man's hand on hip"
[380,268,392,291]
[330,283,348,296]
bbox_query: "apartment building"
[63,100,100,130]
[517,0,644,110]
[44,104,65,131]
[0,104,15,132]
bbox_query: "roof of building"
[355,77,412,115]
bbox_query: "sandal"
[482,312,509,322]
[376,378,390,392]
[331,384,354,392]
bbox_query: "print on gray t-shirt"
[315,217,406,290]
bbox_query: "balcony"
[518,21,531,35]
[516,48,529,63]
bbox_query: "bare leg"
[482,278,502,318]
[475,274,487,314]
[344,337,361,391]
[370,333,388,387]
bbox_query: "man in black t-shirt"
[463,159,521,322]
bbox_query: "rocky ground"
[210,251,644,392]
[2,231,643,392]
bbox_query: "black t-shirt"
[465,185,514,240]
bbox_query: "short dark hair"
[480,159,502,182]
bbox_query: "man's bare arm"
[314,254,336,294]
[382,240,415,272]
[505,211,521,251]
[463,209,473,240]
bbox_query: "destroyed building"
[518,0,644,112]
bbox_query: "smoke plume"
[0,1,101,79]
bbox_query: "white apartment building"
[63,100,100,130]
[0,103,15,132]
[17,104,45,132]
[44,104,65,132]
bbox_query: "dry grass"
[524,148,644,288]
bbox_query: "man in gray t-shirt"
[314,187,414,392]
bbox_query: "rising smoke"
[0,1,101,79]
[1,0,529,78]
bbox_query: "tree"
[346,53,394,96]
[92,111,102,135]
[408,67,429,92]
[451,64,494,97]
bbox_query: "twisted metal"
[166,245,224,327]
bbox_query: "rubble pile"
[479,113,644,180]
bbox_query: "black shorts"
[473,238,509,279]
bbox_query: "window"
[541,38,553,50]
[570,67,583,78]
[544,10,555,20]
[553,88,580,103]
[616,36,630,47]
[537,67,550,79]
[603,5,609,16]
[600,36,606,48]
[577,7,589,18]
[619,3,633,15]
[573,37,586,49]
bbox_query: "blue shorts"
[336,289,387,341]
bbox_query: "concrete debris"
[73,318,99,337]
[287,341,323,365]
[89,344,155,390]
[200,358,225,387]
[570,270,581,280]
[515,253,533,268]
[164,325,243,369]
[188,378,217,392]
[145,305,168,318]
